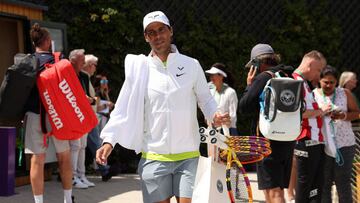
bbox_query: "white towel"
[323,116,337,157]
[100,54,148,153]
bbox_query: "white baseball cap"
[143,11,170,31]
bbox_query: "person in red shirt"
[292,50,331,203]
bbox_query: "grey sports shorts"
[24,112,70,154]
[137,157,199,203]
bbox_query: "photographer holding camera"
[239,44,295,203]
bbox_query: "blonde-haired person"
[339,71,360,108]
[292,50,331,203]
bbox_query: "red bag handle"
[44,52,61,69]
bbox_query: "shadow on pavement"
[0,174,142,203]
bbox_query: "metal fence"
[137,1,360,201]
[136,0,360,71]
[352,124,360,202]
[21,0,360,201]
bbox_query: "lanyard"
[321,89,336,108]
[322,88,344,166]
[294,69,305,79]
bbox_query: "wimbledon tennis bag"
[259,72,304,141]
[0,54,38,120]
[37,59,98,140]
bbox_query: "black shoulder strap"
[265,69,291,78]
[40,103,47,134]
[264,70,275,78]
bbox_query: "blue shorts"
[137,157,199,203]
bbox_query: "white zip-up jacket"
[101,45,217,154]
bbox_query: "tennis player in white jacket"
[96,11,230,203]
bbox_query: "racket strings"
[220,136,272,164]
[230,163,250,202]
[220,150,266,164]
[226,151,253,203]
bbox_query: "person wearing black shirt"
[239,44,295,203]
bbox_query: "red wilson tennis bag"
[37,59,98,140]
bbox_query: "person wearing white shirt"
[96,11,229,203]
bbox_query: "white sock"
[64,189,72,203]
[34,195,43,203]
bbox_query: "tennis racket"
[223,126,253,203]
[199,127,272,164]
[221,136,272,164]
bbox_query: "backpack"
[259,71,304,141]
[0,54,38,121]
[37,59,98,140]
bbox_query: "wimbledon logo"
[280,89,295,106]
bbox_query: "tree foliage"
[44,0,341,134]
[269,0,341,68]
[45,0,146,96]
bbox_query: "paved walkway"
[0,173,265,203]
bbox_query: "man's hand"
[247,65,257,85]
[86,96,93,104]
[213,112,231,128]
[96,143,113,165]
[108,101,115,110]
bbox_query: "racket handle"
[216,140,229,150]
[215,131,228,142]
[222,125,230,137]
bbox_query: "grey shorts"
[137,157,199,203]
[24,112,70,154]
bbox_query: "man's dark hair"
[30,23,50,47]
[257,53,281,67]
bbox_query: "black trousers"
[321,145,355,203]
[294,141,324,203]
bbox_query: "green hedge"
[45,0,341,134]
